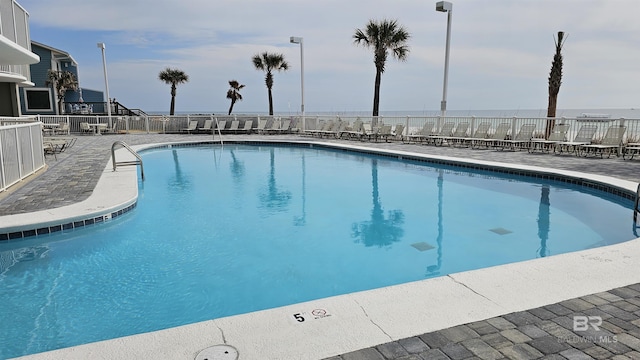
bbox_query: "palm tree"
[353,19,410,118]
[252,52,289,115]
[352,159,404,247]
[259,148,291,211]
[158,67,189,115]
[226,80,245,115]
[546,31,567,138]
[537,185,551,257]
[46,70,78,114]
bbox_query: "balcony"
[0,0,39,83]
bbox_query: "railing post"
[471,116,476,137]
[511,117,517,140]
[405,116,410,136]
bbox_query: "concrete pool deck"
[3,133,640,359]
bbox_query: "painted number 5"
[293,313,305,322]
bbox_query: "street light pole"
[290,36,305,132]
[97,42,112,128]
[436,1,452,119]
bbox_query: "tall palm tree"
[226,80,245,115]
[537,185,551,257]
[353,19,410,118]
[546,31,566,138]
[46,70,78,114]
[158,67,189,115]
[259,148,291,211]
[352,159,404,247]
[252,52,289,115]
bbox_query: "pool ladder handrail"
[111,141,144,180]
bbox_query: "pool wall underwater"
[4,139,640,360]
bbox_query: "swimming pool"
[0,143,635,359]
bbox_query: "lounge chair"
[182,120,198,134]
[428,122,456,146]
[457,122,491,148]
[327,120,349,138]
[213,120,227,134]
[498,124,536,151]
[270,119,291,134]
[239,120,253,133]
[316,120,339,138]
[623,142,640,160]
[311,120,334,137]
[528,123,570,153]
[338,119,363,139]
[577,125,626,158]
[403,122,435,144]
[371,125,393,142]
[255,119,268,134]
[553,125,598,155]
[359,122,374,141]
[478,122,511,149]
[55,122,70,135]
[389,124,405,141]
[290,121,302,133]
[224,120,240,134]
[79,122,92,134]
[197,119,213,133]
[266,119,281,134]
[433,122,469,147]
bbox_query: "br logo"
[573,316,602,331]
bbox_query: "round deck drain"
[195,345,239,360]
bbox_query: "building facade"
[21,41,105,115]
[0,0,39,117]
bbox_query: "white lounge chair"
[338,119,363,139]
[403,122,435,144]
[428,122,456,146]
[197,119,213,133]
[480,122,511,149]
[433,122,469,147]
[182,120,198,133]
[529,123,570,153]
[498,124,536,151]
[553,125,598,155]
[239,120,253,133]
[457,122,491,148]
[577,125,626,158]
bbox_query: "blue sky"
[18,0,640,115]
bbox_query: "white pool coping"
[9,140,640,360]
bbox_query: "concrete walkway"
[3,133,640,360]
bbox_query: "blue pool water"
[0,144,635,358]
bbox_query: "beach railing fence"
[0,119,46,193]
[16,114,640,144]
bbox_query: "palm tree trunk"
[170,84,177,115]
[546,95,557,138]
[228,99,236,115]
[268,87,274,116]
[372,68,382,119]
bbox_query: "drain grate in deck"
[195,345,239,360]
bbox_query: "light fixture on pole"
[436,1,452,119]
[97,42,112,128]
[289,36,305,132]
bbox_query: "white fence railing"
[0,118,45,193]
[32,114,640,144]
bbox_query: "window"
[24,88,53,111]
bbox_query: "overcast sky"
[18,0,640,115]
